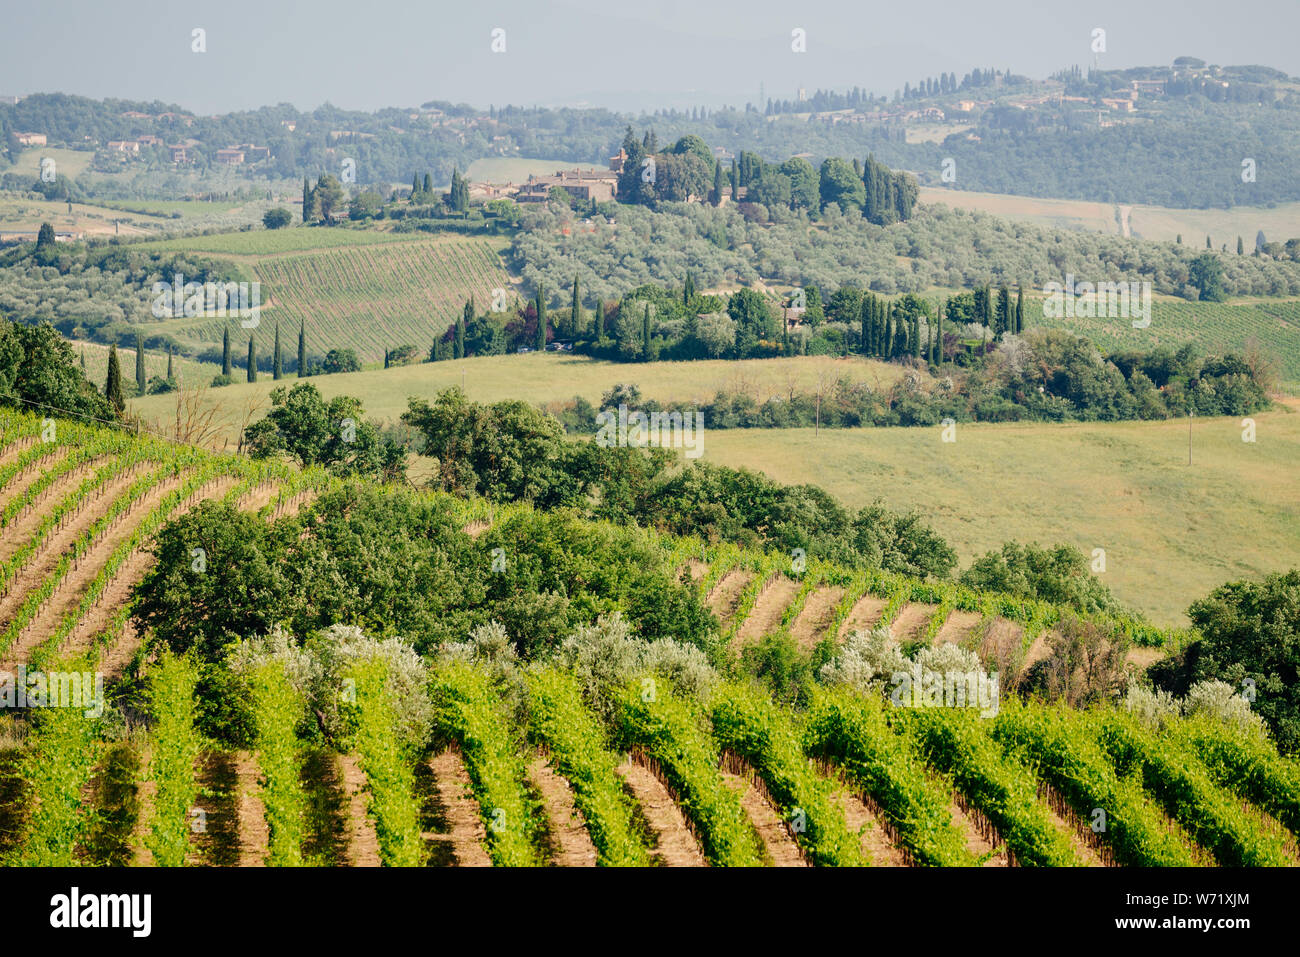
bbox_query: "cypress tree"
[455,300,468,358]
[135,333,146,393]
[297,320,306,376]
[384,348,390,369]
[1015,288,1024,334]
[571,276,582,335]
[877,296,886,356]
[937,300,945,364]
[412,173,420,198]
[642,303,651,360]
[997,285,1011,338]
[166,348,173,380]
[1237,235,1244,255]
[105,344,125,414]
[859,297,871,355]
[302,176,311,220]
[222,326,232,377]
[424,173,432,194]
[712,161,723,206]
[730,160,738,200]
[535,286,547,351]
[783,315,790,354]
[981,288,990,352]
[80,347,86,371]
[273,321,283,379]
[247,335,257,383]
[912,311,921,360]
[595,301,605,340]
[683,273,695,305]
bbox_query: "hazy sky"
[3,0,1298,114]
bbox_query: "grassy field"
[465,157,602,183]
[0,195,153,237]
[130,352,1297,624]
[904,123,973,145]
[131,352,913,437]
[126,226,419,256]
[702,401,1300,626]
[919,187,1120,233]
[124,230,516,363]
[0,192,273,238]
[69,337,222,395]
[6,147,95,180]
[921,186,1300,243]
[1129,203,1300,245]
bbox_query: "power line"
[0,391,219,451]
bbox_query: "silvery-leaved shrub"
[817,625,908,695]
[1183,679,1265,734]
[915,642,984,677]
[1122,679,1180,729]
[639,638,717,702]
[438,621,527,722]
[440,620,518,669]
[228,624,319,692]
[231,624,432,752]
[551,612,716,716]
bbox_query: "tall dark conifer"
[456,300,469,359]
[571,277,582,336]
[297,320,306,376]
[105,344,125,414]
[535,286,547,351]
[273,322,283,379]
[135,333,146,394]
[222,326,232,377]
[247,335,257,383]
[937,301,945,364]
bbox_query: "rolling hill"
[5,407,1296,870]
[131,353,1300,625]
[124,230,517,365]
